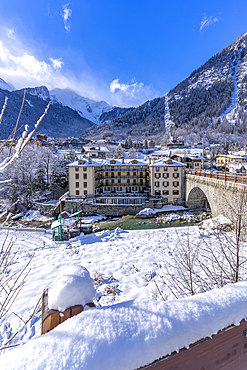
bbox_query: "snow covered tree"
[114,144,124,159]
[127,147,137,159]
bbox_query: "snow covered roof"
[82,146,109,153]
[150,157,186,167]
[68,158,149,167]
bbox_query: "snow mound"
[136,208,156,217]
[2,280,247,370]
[48,265,96,311]
[199,215,232,231]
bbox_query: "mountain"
[83,32,247,146]
[0,82,131,139]
[0,78,15,92]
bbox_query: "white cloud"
[49,58,64,69]
[7,28,15,40]
[200,14,220,32]
[109,78,159,107]
[61,3,72,33]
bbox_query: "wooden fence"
[142,320,247,370]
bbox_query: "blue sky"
[0,1,247,107]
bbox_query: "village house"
[215,154,245,169]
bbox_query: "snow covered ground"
[1,223,247,369]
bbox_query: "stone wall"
[32,202,56,217]
[65,198,167,217]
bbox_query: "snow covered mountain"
[50,88,113,125]
[0,78,15,92]
[84,32,247,144]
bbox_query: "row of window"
[76,190,87,196]
[76,182,87,188]
[154,173,179,178]
[154,181,179,187]
[75,173,87,179]
[155,166,178,171]
[75,166,87,171]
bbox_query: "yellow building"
[215,154,245,168]
[149,158,185,203]
[68,157,185,205]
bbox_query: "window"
[83,173,87,180]
[111,179,114,184]
[76,190,80,196]
[111,167,114,171]
[127,172,130,176]
[105,187,110,191]
[155,190,161,195]
[163,181,169,187]
[118,172,121,176]
[163,190,169,195]
[75,173,79,179]
[83,182,87,187]
[83,167,87,171]
[163,198,168,203]
[173,198,178,202]
[105,171,108,176]
[84,190,87,195]
[173,181,179,187]
[163,173,169,178]
[133,179,136,185]
[127,178,130,184]
[173,190,179,195]
[140,179,143,185]
[118,179,121,184]
[195,163,199,166]
[174,166,178,171]
[75,182,79,188]
[133,172,136,176]
[156,167,160,171]
[155,181,159,187]
[140,172,143,177]
[105,180,109,185]
[117,187,122,191]
[163,166,167,171]
[173,173,179,178]
[155,173,160,178]
[132,187,137,191]
[75,166,79,171]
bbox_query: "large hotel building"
[68,156,185,205]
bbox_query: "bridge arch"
[186,186,212,212]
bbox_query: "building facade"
[68,157,185,205]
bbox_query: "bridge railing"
[185,169,247,184]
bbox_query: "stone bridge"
[186,171,247,217]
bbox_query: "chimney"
[88,157,92,164]
[122,157,124,164]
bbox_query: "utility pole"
[202,131,205,170]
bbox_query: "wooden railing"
[186,169,247,184]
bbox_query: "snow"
[1,222,247,369]
[48,265,95,311]
[136,207,156,216]
[50,88,113,124]
[21,210,53,222]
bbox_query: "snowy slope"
[50,88,113,124]
[0,77,15,91]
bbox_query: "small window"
[155,173,160,178]
[83,173,87,180]
[174,166,178,171]
[117,187,122,191]
[163,181,169,187]
[118,172,121,176]
[155,190,161,195]
[111,179,114,184]
[163,173,169,178]
[173,173,179,178]
[155,181,159,187]
[83,182,87,187]
[133,179,136,185]
[133,172,136,176]
[156,167,160,171]
[105,171,108,176]
[75,166,79,171]
[163,190,169,195]
[132,187,137,191]
[75,173,79,179]
[127,172,130,176]
[174,198,178,202]
[118,179,121,184]
[76,190,80,196]
[163,197,168,202]
[84,190,87,195]
[164,166,167,171]
[173,190,179,195]
[83,167,87,171]
[173,181,179,187]
[75,182,79,188]
[127,178,130,183]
